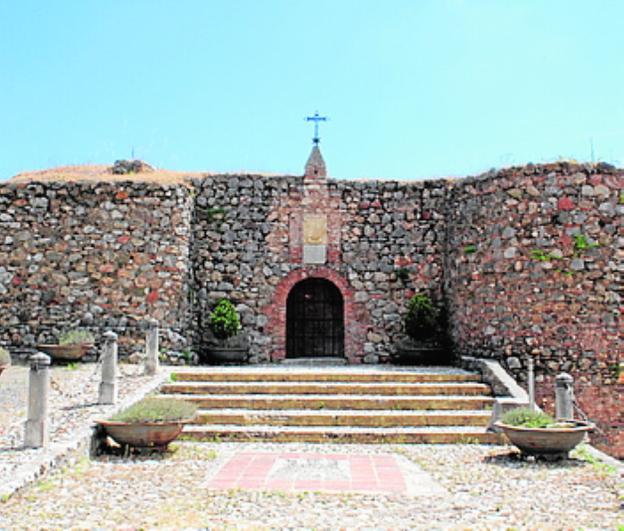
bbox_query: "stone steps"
[163,393,495,411]
[194,409,492,427]
[161,367,501,444]
[180,425,502,444]
[171,369,481,383]
[160,381,492,396]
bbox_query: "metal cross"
[305,111,328,145]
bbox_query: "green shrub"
[404,294,438,340]
[209,299,241,340]
[59,329,95,345]
[501,407,554,428]
[111,397,198,423]
[0,347,11,366]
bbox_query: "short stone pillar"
[24,352,51,448]
[99,331,118,404]
[145,318,159,375]
[555,372,574,420]
[527,357,536,411]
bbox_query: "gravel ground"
[0,362,161,494]
[1,365,622,529]
[0,441,621,530]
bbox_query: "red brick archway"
[262,267,370,363]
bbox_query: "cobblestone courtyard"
[0,441,621,530]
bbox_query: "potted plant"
[203,299,249,363]
[38,329,95,362]
[495,407,593,459]
[96,397,197,450]
[393,293,449,364]
[0,347,11,377]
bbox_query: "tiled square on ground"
[205,451,447,497]
[268,456,351,481]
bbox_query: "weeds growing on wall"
[573,233,599,253]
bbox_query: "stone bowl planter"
[393,346,448,365]
[392,337,451,366]
[495,420,593,458]
[96,419,191,449]
[37,343,93,362]
[205,347,249,364]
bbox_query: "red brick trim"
[262,267,369,363]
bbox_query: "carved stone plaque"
[303,213,327,245]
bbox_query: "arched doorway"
[286,278,345,358]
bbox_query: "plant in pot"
[0,347,11,377]
[393,293,448,365]
[38,329,95,362]
[203,298,249,363]
[96,396,198,451]
[495,407,593,459]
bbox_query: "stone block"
[303,245,326,264]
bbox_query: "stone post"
[145,318,159,375]
[527,357,535,411]
[555,372,574,420]
[24,352,51,448]
[99,331,118,405]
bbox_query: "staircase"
[160,367,503,444]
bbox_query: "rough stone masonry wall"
[1,162,621,456]
[445,162,623,457]
[0,181,192,355]
[336,179,448,361]
[190,175,447,363]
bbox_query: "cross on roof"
[305,111,328,145]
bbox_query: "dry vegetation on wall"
[9,161,286,186]
[10,163,199,185]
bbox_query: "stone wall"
[0,157,621,456]
[190,174,448,363]
[445,162,623,456]
[335,179,448,362]
[0,181,192,355]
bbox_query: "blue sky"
[0,0,622,181]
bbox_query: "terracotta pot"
[495,420,593,456]
[37,343,93,361]
[96,419,191,448]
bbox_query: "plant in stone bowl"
[38,328,95,362]
[0,347,11,377]
[404,293,439,341]
[204,299,249,363]
[97,397,198,450]
[209,298,241,339]
[393,293,448,365]
[495,407,593,459]
[59,329,95,346]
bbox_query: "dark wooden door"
[286,278,344,358]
